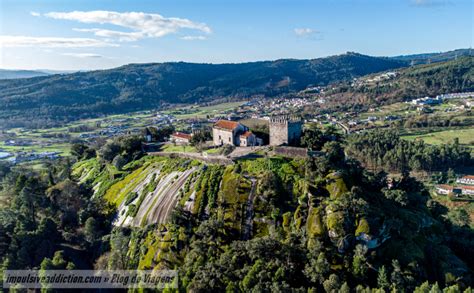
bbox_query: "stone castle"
[269,115,303,146]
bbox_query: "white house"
[456,175,474,185]
[212,120,246,146]
[170,132,192,145]
[239,131,257,147]
[436,184,461,195]
[461,186,474,196]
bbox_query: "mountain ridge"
[0,52,408,127]
[0,69,49,79]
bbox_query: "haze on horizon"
[0,0,472,71]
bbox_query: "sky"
[0,0,472,70]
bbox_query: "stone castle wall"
[269,117,303,146]
[287,121,303,146]
[269,121,289,146]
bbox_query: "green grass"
[238,118,269,129]
[164,101,244,119]
[204,147,221,154]
[104,165,155,206]
[401,128,474,148]
[161,144,197,153]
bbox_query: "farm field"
[401,127,474,149]
[165,101,244,119]
[0,111,157,157]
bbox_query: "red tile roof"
[461,175,474,180]
[214,120,240,131]
[462,185,474,191]
[240,131,253,138]
[171,132,192,140]
[436,184,453,190]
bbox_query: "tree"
[108,230,130,269]
[84,217,100,244]
[377,265,390,290]
[323,141,345,166]
[190,131,211,146]
[98,141,121,162]
[304,252,330,284]
[447,208,470,227]
[323,274,341,293]
[302,126,326,151]
[383,188,408,206]
[70,143,89,159]
[352,244,368,279]
[390,260,405,290]
[112,155,127,171]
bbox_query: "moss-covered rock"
[325,172,348,199]
[326,210,345,239]
[355,217,370,236]
[306,207,325,237]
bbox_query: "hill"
[0,69,49,79]
[391,48,473,65]
[323,56,474,111]
[0,134,472,291]
[0,53,408,127]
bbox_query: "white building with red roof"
[456,175,474,185]
[212,120,260,147]
[435,185,461,195]
[170,132,192,144]
[240,131,257,147]
[461,185,474,196]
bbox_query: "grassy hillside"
[1,134,473,291]
[0,53,407,127]
[68,154,473,290]
[324,56,474,110]
[391,48,473,65]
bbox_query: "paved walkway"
[148,151,234,165]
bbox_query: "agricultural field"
[165,101,244,119]
[0,111,162,162]
[401,127,474,150]
[238,118,269,129]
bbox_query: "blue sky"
[0,0,472,70]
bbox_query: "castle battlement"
[269,114,303,146]
[269,115,302,124]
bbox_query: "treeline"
[0,160,114,275]
[403,114,474,129]
[346,130,472,173]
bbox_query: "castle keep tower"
[269,115,303,146]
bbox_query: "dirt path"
[242,176,257,240]
[148,151,233,165]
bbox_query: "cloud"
[73,28,142,42]
[180,35,207,41]
[62,53,103,58]
[0,35,118,48]
[294,28,322,40]
[294,28,316,36]
[44,11,212,41]
[30,11,41,17]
